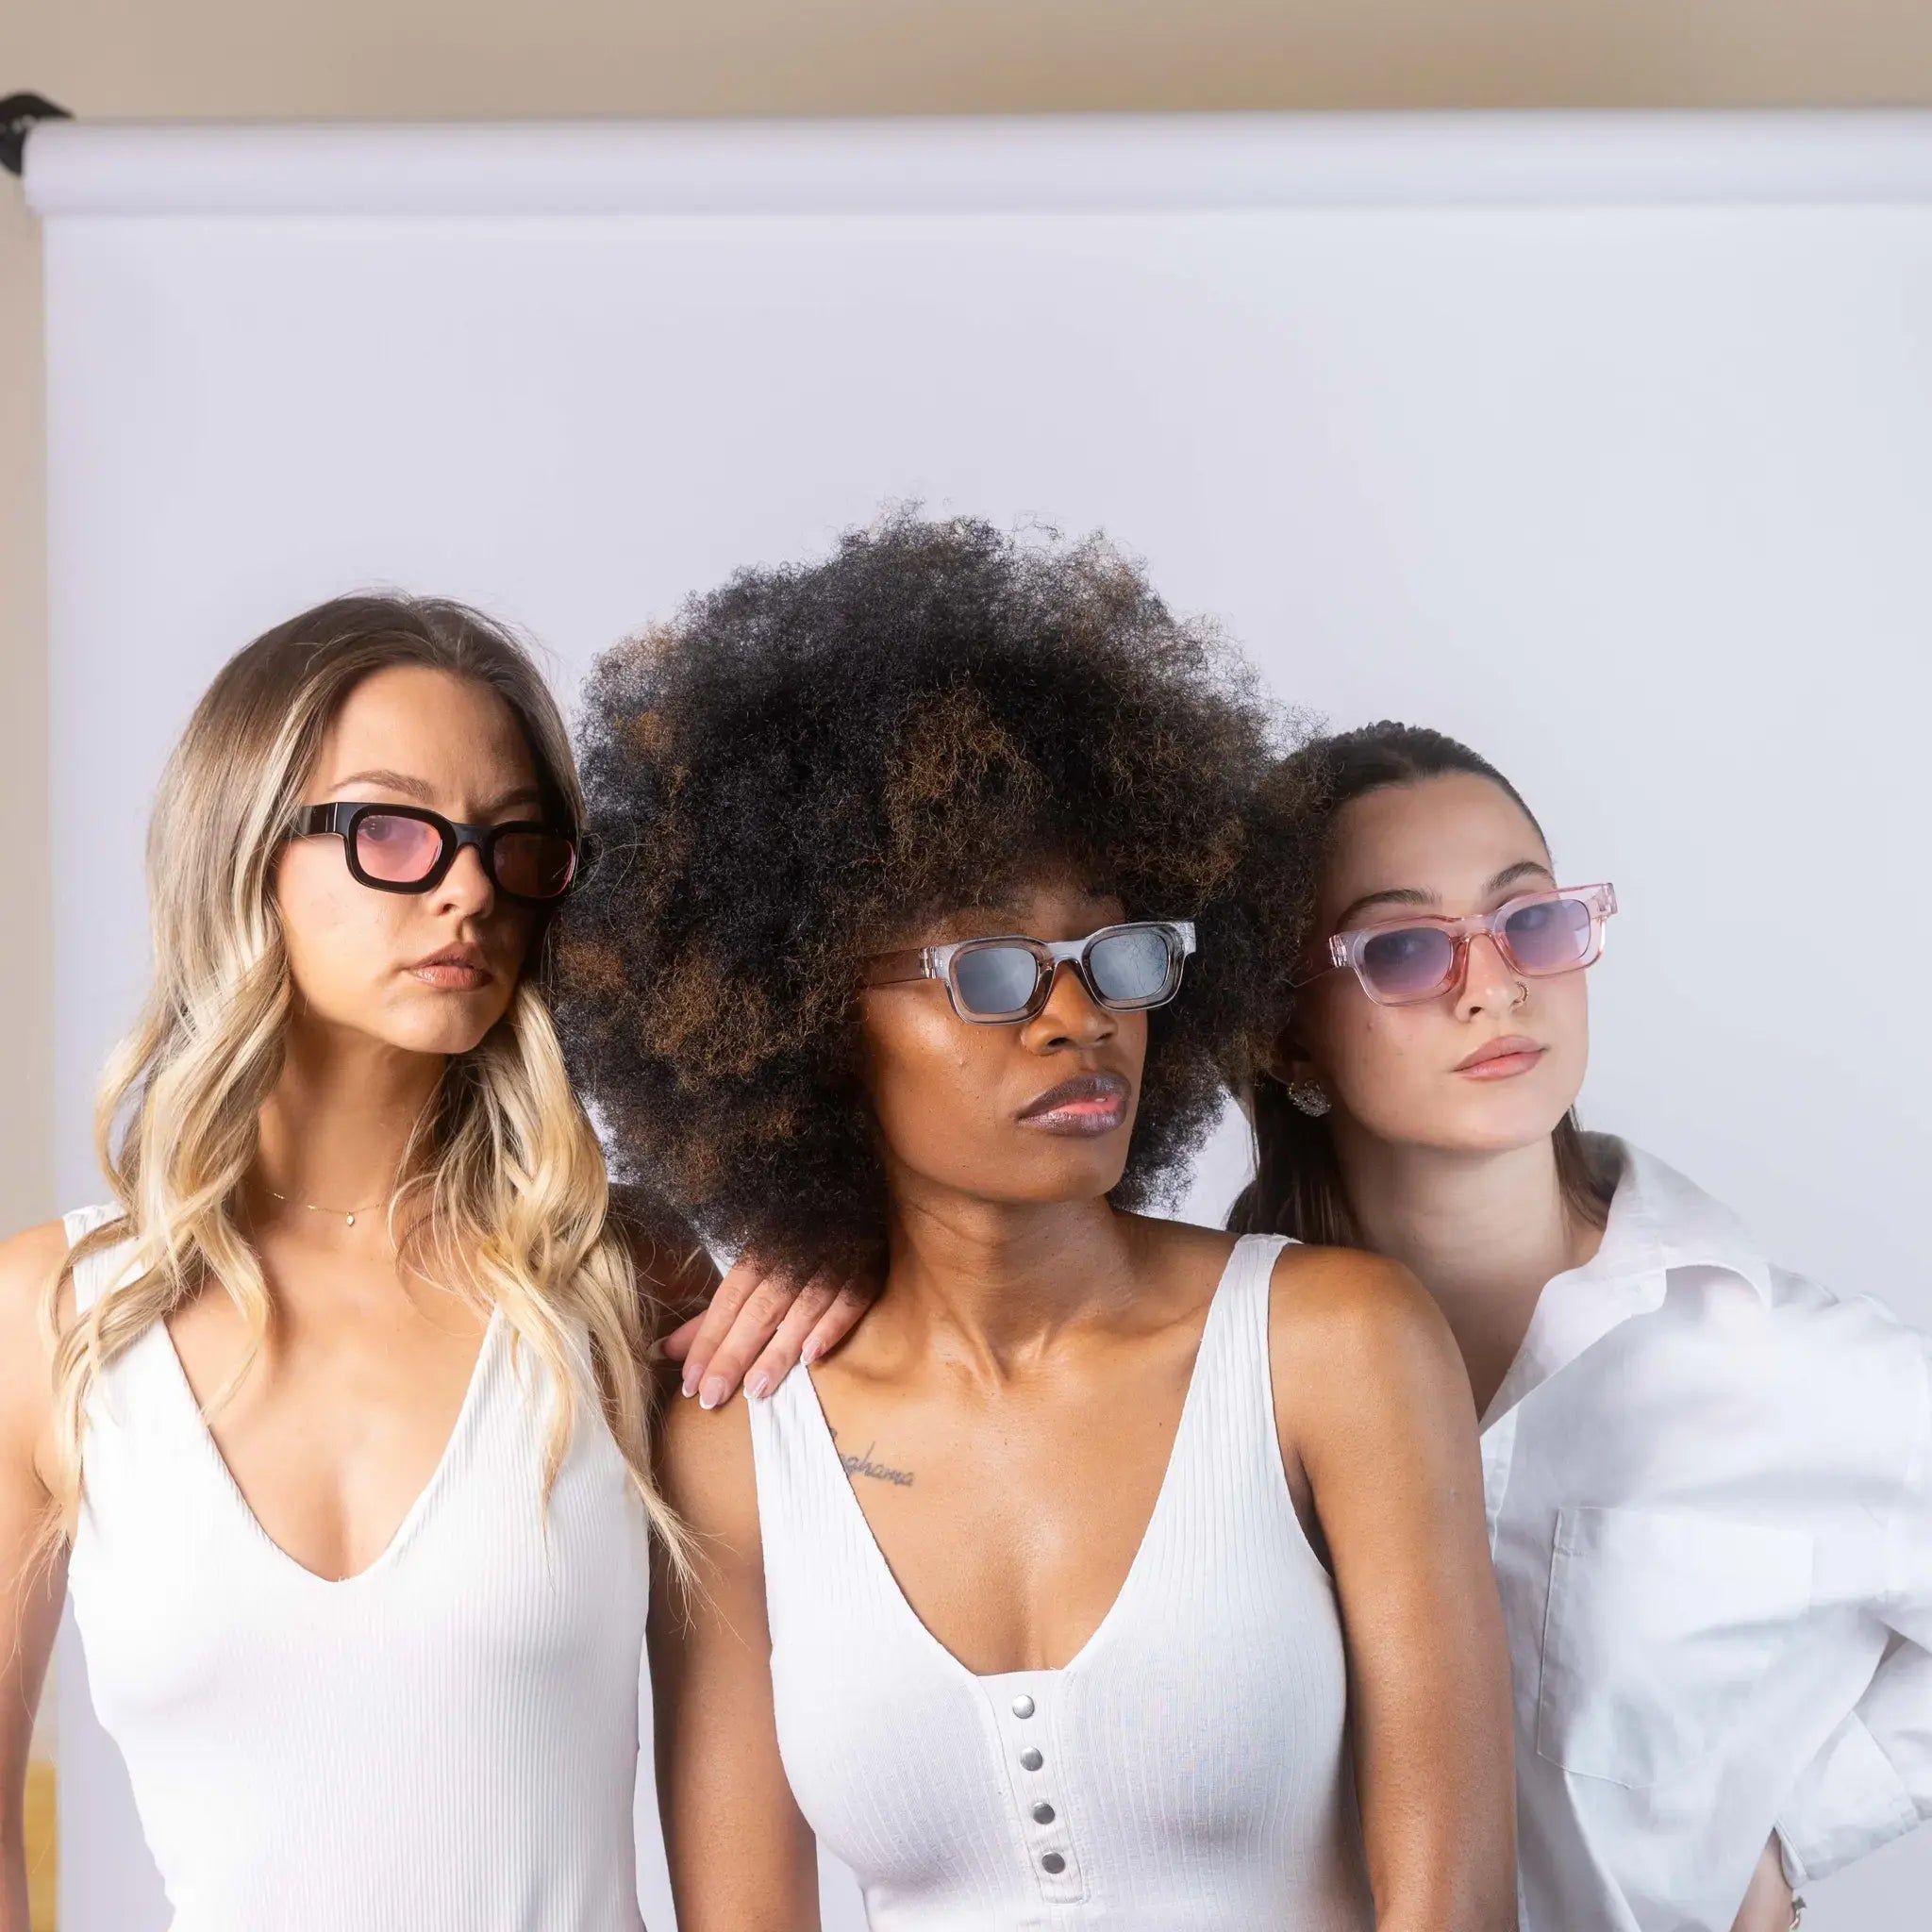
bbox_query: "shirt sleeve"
[1776,1339,1932,1888]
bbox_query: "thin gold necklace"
[266,1188,390,1229]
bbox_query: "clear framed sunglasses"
[1294,884,1617,1007]
[289,802,581,905]
[863,920,1197,1024]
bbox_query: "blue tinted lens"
[1503,896,1592,974]
[952,943,1043,1017]
[1086,926,1176,1006]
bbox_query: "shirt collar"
[1580,1135,1774,1307]
[1481,1135,1772,1430]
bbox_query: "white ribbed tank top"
[748,1232,1374,1931]
[60,1206,651,1932]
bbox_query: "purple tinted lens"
[1502,896,1592,974]
[353,812,445,884]
[493,830,577,900]
[1358,924,1457,1000]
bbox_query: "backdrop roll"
[27,110,1932,1930]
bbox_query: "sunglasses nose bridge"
[1457,925,1523,1003]
[434,827,497,901]
[1030,952,1115,1034]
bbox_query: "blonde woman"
[0,596,841,1932]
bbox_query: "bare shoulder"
[0,1220,74,1457]
[1120,1212,1241,1304]
[608,1182,720,1311]
[1266,1241,1469,1412]
[0,1220,75,1341]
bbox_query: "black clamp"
[2,92,74,177]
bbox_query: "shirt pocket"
[1535,1505,1813,1790]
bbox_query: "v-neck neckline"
[154,1305,502,1589]
[791,1236,1251,1688]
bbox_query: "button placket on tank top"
[751,1235,1376,1929]
[982,1672,1087,1904]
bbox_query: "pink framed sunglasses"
[1293,883,1617,1007]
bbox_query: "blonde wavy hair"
[42,594,686,1563]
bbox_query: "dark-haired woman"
[1238,724,1931,1932]
[561,518,1516,1931]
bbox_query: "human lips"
[1016,1072,1132,1136]
[1454,1035,1546,1080]
[408,944,492,991]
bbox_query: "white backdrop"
[27,112,1932,1929]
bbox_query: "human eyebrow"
[1331,886,1437,930]
[476,783,546,818]
[1484,859,1557,896]
[329,768,435,802]
[325,771,546,819]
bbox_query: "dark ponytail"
[1230,721,1612,1247]
[1229,1074,1357,1241]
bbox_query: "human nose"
[1454,929,1524,1021]
[432,840,496,919]
[1021,959,1117,1051]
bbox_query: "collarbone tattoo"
[827,1424,916,1489]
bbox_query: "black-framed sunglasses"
[289,803,581,905]
[863,920,1197,1024]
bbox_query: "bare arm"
[649,1382,819,1930]
[608,1182,723,1321]
[0,1224,72,1932]
[608,1185,874,1407]
[1274,1247,1516,1932]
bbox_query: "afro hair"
[556,512,1319,1274]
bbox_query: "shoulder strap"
[1172,1232,1292,1470]
[62,1205,140,1314]
[1223,1232,1292,1354]
[746,1362,893,1597]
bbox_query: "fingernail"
[744,1371,772,1402]
[801,1340,823,1367]
[698,1379,725,1410]
[681,1374,698,1398]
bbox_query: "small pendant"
[345,1214,356,1227]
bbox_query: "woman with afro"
[559,515,1514,1930]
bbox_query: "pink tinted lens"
[1502,895,1593,974]
[1357,924,1457,1000]
[353,812,445,883]
[493,830,577,900]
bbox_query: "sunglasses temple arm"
[861,946,938,989]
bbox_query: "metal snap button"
[1032,1802,1056,1824]
[1011,1693,1036,1719]
[1020,1747,1043,1771]
[1041,1852,1067,1874]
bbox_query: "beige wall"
[5,0,1932,1241]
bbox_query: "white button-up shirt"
[1485,1139,1930,1930]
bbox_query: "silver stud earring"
[1286,1079,1331,1119]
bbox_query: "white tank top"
[748,1232,1374,1931]
[60,1206,651,1932]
